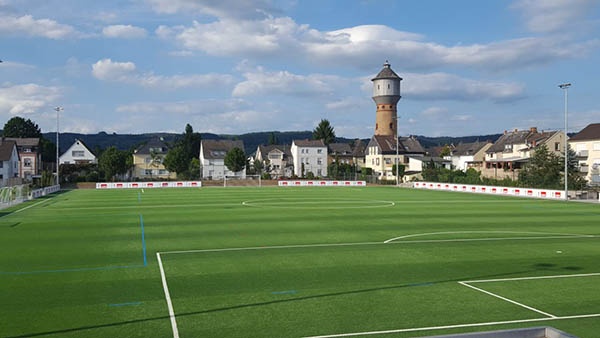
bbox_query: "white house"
[200,139,246,179]
[569,123,600,185]
[365,135,426,180]
[0,139,20,187]
[254,144,293,178]
[449,141,492,171]
[59,139,97,165]
[291,139,327,177]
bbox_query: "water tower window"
[376,123,378,130]
[387,84,390,89]
[389,123,393,130]
[378,85,380,90]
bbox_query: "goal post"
[224,175,262,187]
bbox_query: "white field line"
[156,253,179,338]
[384,231,594,243]
[462,272,600,284]
[46,202,242,211]
[160,235,597,255]
[13,197,52,213]
[241,199,395,209]
[303,313,600,338]
[458,281,556,318]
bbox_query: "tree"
[518,145,562,189]
[182,124,202,160]
[391,163,406,181]
[224,147,246,173]
[163,146,189,178]
[98,146,129,181]
[268,132,278,145]
[312,119,335,145]
[439,145,452,157]
[188,158,201,179]
[254,160,264,174]
[2,117,41,138]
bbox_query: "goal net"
[224,175,262,187]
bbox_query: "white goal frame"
[223,175,262,187]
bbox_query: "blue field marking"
[109,301,142,307]
[0,264,146,275]
[138,191,141,203]
[272,290,298,295]
[140,214,147,266]
[407,282,434,287]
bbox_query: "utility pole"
[558,83,571,201]
[55,106,64,185]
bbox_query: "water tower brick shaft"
[372,61,402,137]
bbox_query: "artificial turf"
[1,186,599,338]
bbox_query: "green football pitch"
[1,186,600,338]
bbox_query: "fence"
[414,181,566,200]
[96,181,202,189]
[0,184,61,210]
[278,180,366,187]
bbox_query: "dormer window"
[504,144,512,151]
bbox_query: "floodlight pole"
[559,83,571,201]
[393,116,399,187]
[55,106,63,185]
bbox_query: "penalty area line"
[303,313,600,338]
[156,252,179,338]
[458,281,556,318]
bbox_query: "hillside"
[41,131,504,155]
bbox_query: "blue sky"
[0,0,599,138]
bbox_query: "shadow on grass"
[7,266,573,338]
[0,190,71,220]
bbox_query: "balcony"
[577,150,589,158]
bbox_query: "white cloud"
[420,106,448,117]
[402,73,526,103]
[326,97,370,111]
[451,114,472,121]
[0,83,62,114]
[168,50,193,57]
[0,15,79,39]
[102,25,147,39]
[232,65,342,97]
[143,0,278,19]
[92,58,234,89]
[116,99,249,115]
[512,0,597,33]
[160,16,598,72]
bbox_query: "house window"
[376,158,380,165]
[0,174,3,179]
[554,142,560,151]
[317,149,322,154]
[317,159,322,165]
[317,169,322,176]
[594,143,600,151]
[72,150,84,157]
[24,158,32,167]
[504,144,512,151]
[144,169,153,175]
[0,162,3,168]
[159,170,168,175]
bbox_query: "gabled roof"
[4,137,39,147]
[369,135,425,154]
[201,139,245,159]
[487,129,558,153]
[570,123,600,142]
[453,141,491,156]
[257,144,292,158]
[0,140,17,161]
[372,61,402,81]
[408,155,450,163]
[328,143,352,155]
[293,139,326,147]
[65,138,95,157]
[351,139,366,157]
[135,137,169,155]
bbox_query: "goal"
[224,175,262,187]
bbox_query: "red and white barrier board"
[31,185,61,198]
[96,181,202,189]
[278,180,366,187]
[413,181,564,200]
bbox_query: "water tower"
[372,61,402,137]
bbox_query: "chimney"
[532,140,537,147]
[514,128,518,132]
[504,130,507,135]
[530,127,538,133]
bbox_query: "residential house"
[450,141,492,171]
[365,135,426,180]
[5,138,41,180]
[132,138,175,180]
[406,156,452,181]
[483,127,566,180]
[200,139,246,179]
[59,139,97,165]
[254,144,293,178]
[291,139,327,177]
[327,143,353,165]
[569,123,600,185]
[351,139,367,168]
[0,139,20,187]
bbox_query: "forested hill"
[41,131,504,155]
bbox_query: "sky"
[0,0,599,138]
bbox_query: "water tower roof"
[372,61,402,81]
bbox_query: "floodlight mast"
[558,83,571,201]
[55,106,64,185]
